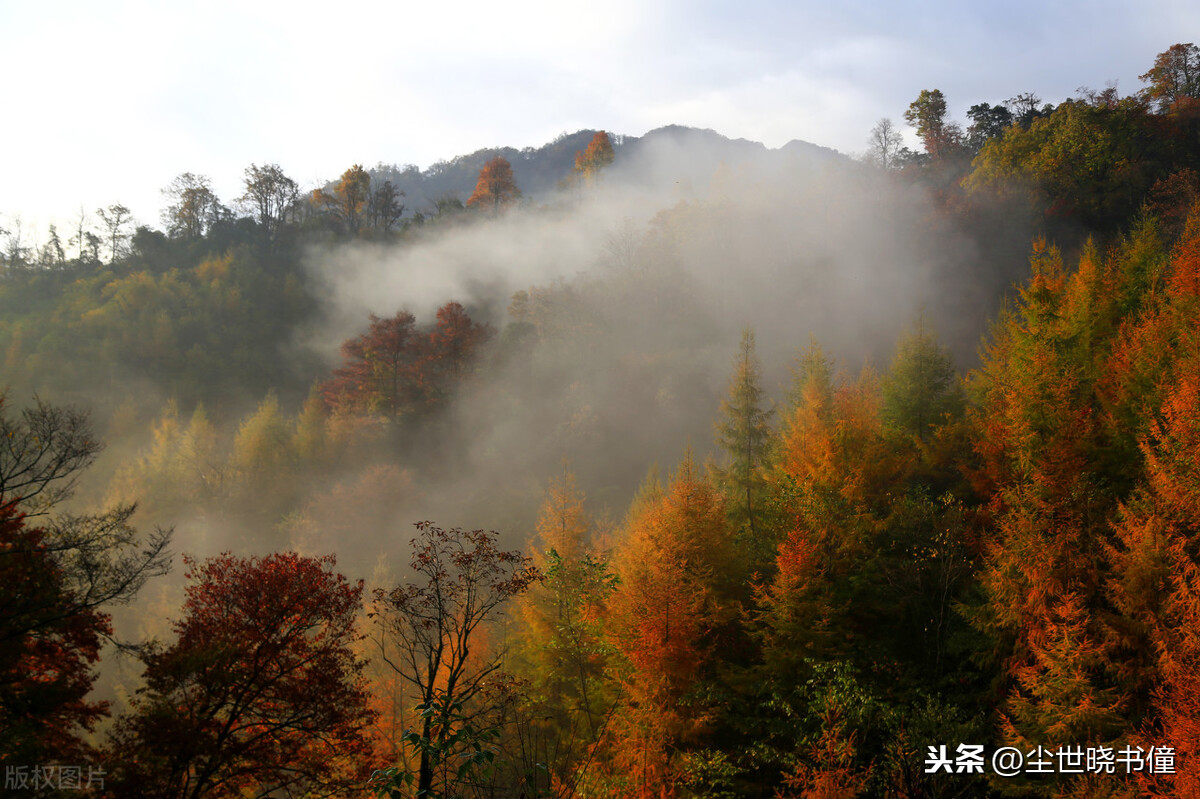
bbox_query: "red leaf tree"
[425,301,492,399]
[324,311,421,419]
[108,552,375,797]
[324,304,491,419]
[0,502,109,767]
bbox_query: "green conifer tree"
[712,329,774,551]
[881,315,964,441]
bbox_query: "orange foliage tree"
[600,452,733,797]
[574,131,615,186]
[0,397,171,769]
[425,301,493,402]
[467,156,521,212]
[1138,42,1200,113]
[1105,211,1200,796]
[312,164,372,236]
[510,471,617,793]
[759,347,903,673]
[964,229,1183,789]
[1110,368,1200,797]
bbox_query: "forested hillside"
[3,43,1200,798]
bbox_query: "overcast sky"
[1,0,1196,234]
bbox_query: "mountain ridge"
[364,126,848,215]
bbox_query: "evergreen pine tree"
[712,328,774,550]
[881,315,964,441]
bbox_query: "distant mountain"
[364,127,848,216]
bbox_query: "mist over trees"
[2,44,1200,797]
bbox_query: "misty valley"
[5,44,1200,798]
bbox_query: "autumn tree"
[162,173,226,239]
[1139,42,1200,113]
[323,311,421,419]
[904,89,961,158]
[104,401,228,522]
[240,162,298,240]
[0,397,171,768]
[369,522,540,797]
[574,131,616,185]
[467,157,521,212]
[602,452,733,796]
[425,301,493,402]
[0,503,111,767]
[510,471,617,792]
[312,164,372,236]
[108,552,374,797]
[228,392,298,522]
[965,238,1140,775]
[1104,210,1200,795]
[1108,368,1200,797]
[231,392,290,476]
[324,304,492,419]
[757,352,894,679]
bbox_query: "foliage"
[466,157,521,212]
[508,472,619,792]
[370,522,540,797]
[7,52,1200,798]
[574,132,616,185]
[964,96,1175,231]
[0,395,171,768]
[598,451,734,797]
[711,328,774,564]
[905,88,963,158]
[324,303,492,420]
[162,173,228,240]
[0,502,109,768]
[108,552,374,797]
[240,163,298,241]
[1139,42,1200,113]
[367,697,500,799]
[881,315,964,441]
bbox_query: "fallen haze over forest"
[299,129,1004,542]
[6,43,1200,796]
[3,124,1015,565]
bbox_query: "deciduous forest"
[3,43,1200,798]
